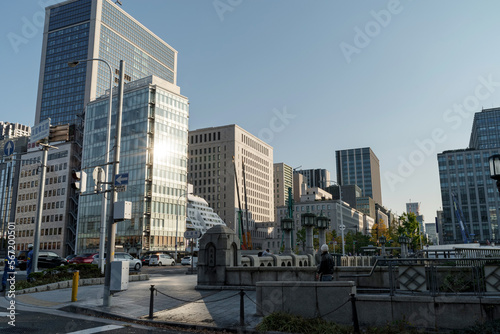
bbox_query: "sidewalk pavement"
[2,272,263,331]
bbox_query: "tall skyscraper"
[274,163,293,221]
[336,147,382,205]
[77,76,189,254]
[36,0,177,126]
[187,125,274,232]
[294,168,330,189]
[406,202,420,215]
[438,108,500,244]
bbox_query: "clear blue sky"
[3,0,500,224]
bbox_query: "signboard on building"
[28,118,51,149]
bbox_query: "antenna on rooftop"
[115,0,122,6]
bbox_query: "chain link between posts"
[155,287,240,304]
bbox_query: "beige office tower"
[188,125,274,232]
[273,163,293,221]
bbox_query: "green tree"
[296,228,306,253]
[394,212,422,251]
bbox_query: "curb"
[16,274,149,295]
[60,304,265,334]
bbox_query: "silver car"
[92,252,142,271]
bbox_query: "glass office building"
[35,0,177,126]
[438,108,500,244]
[77,76,189,254]
[336,147,382,205]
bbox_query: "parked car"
[37,251,68,268]
[140,254,152,266]
[17,250,67,270]
[92,252,142,271]
[69,253,98,264]
[149,253,175,266]
[66,254,77,262]
[181,256,197,266]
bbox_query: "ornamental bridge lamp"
[489,154,500,195]
[301,212,316,255]
[281,217,294,255]
[316,214,330,254]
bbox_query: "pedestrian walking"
[26,244,34,281]
[316,244,334,281]
[262,249,271,256]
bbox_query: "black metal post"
[149,285,155,319]
[239,289,245,327]
[350,293,360,334]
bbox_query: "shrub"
[16,264,104,290]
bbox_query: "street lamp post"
[281,217,294,255]
[68,58,113,274]
[301,212,316,255]
[379,234,387,257]
[489,154,500,194]
[175,190,192,262]
[316,214,330,253]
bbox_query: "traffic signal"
[71,170,87,192]
[49,124,70,142]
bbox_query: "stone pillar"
[318,228,326,252]
[305,226,314,255]
[284,229,292,255]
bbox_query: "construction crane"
[451,192,471,243]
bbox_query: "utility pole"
[103,60,125,307]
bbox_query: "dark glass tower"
[336,147,382,205]
[438,107,500,244]
[35,0,177,126]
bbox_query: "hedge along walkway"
[15,274,149,295]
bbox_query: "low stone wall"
[356,294,500,330]
[16,274,149,294]
[224,267,317,286]
[256,281,356,324]
[255,280,500,330]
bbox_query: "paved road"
[0,304,232,333]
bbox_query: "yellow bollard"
[71,270,79,302]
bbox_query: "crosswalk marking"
[66,325,124,334]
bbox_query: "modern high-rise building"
[77,76,189,254]
[274,163,293,221]
[0,133,30,249]
[36,0,177,126]
[295,168,330,189]
[406,202,421,215]
[438,108,500,244]
[336,147,382,205]
[187,125,274,232]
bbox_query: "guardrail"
[339,257,500,297]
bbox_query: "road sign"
[184,230,202,239]
[3,141,14,156]
[93,167,106,183]
[339,225,346,231]
[29,118,51,144]
[115,185,127,192]
[115,173,129,186]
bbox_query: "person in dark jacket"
[316,244,334,281]
[26,244,34,281]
